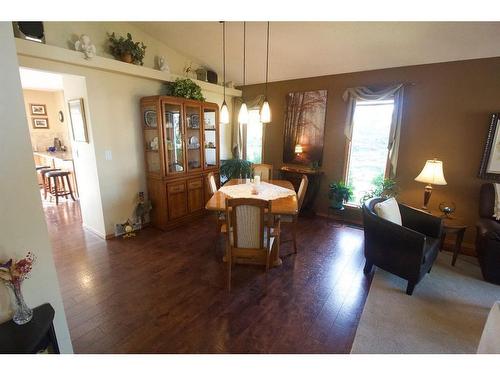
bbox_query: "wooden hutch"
[140,95,220,230]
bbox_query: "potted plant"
[165,78,205,101]
[219,158,253,184]
[328,181,353,209]
[108,32,147,65]
[360,174,398,205]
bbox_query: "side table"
[430,210,468,266]
[0,303,60,354]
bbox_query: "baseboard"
[81,223,107,240]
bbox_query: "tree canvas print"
[283,90,327,166]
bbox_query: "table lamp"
[294,144,303,155]
[414,159,447,211]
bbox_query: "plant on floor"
[219,158,253,184]
[165,78,205,101]
[108,32,146,65]
[328,181,353,209]
[360,174,398,205]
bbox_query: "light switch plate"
[105,150,112,160]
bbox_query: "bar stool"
[35,166,50,187]
[39,168,60,200]
[45,170,76,205]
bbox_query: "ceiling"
[134,21,500,86]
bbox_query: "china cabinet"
[140,96,220,230]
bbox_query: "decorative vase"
[121,53,133,64]
[8,281,33,325]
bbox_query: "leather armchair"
[476,183,500,284]
[362,197,443,295]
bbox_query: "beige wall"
[23,89,72,153]
[18,52,235,237]
[0,22,72,352]
[242,57,500,248]
[41,22,204,77]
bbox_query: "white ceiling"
[134,21,500,85]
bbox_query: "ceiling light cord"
[223,21,226,100]
[265,21,269,97]
[243,22,246,86]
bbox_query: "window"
[345,99,395,205]
[245,109,263,163]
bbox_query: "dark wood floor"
[44,199,372,353]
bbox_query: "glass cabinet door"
[203,106,218,169]
[142,104,161,175]
[185,104,203,173]
[163,102,185,175]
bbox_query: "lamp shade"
[238,102,249,124]
[415,159,447,185]
[220,101,230,124]
[260,99,271,123]
[294,144,303,154]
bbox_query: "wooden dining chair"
[224,198,280,291]
[280,175,308,254]
[252,163,273,182]
[207,172,226,238]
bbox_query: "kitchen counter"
[33,151,73,161]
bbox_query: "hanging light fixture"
[220,21,230,124]
[238,22,249,124]
[260,21,271,123]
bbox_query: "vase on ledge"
[8,281,33,325]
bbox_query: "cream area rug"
[351,252,500,353]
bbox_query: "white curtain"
[342,84,405,177]
[231,95,265,159]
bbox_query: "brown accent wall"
[241,57,500,249]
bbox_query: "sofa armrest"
[399,204,442,238]
[477,218,500,240]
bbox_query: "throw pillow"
[374,197,402,225]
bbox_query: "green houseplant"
[328,181,353,209]
[360,174,398,205]
[219,159,253,184]
[165,78,205,101]
[108,32,147,65]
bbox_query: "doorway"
[19,67,105,238]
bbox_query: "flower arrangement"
[0,252,35,284]
[0,252,36,325]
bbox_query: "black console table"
[0,303,60,354]
[279,165,323,216]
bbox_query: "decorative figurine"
[134,192,152,226]
[74,34,96,59]
[122,220,136,238]
[158,56,170,72]
[439,202,456,218]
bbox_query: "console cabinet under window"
[141,95,220,230]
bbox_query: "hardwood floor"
[43,199,372,353]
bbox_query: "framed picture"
[32,117,49,129]
[283,90,328,166]
[68,98,89,143]
[479,113,500,180]
[30,104,46,115]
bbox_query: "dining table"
[205,178,298,266]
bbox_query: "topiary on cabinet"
[165,79,205,101]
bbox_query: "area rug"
[351,252,500,353]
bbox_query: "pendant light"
[260,21,271,123]
[220,21,230,124]
[238,22,249,124]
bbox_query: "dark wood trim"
[479,113,500,181]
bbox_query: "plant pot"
[121,53,133,64]
[329,198,345,210]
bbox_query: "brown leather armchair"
[362,197,443,295]
[476,183,500,284]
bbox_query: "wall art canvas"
[479,113,500,180]
[283,90,327,166]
